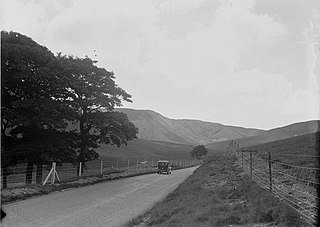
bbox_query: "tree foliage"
[1,31,72,161]
[56,55,138,164]
[1,31,138,185]
[1,31,76,184]
[190,145,208,160]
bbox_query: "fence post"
[43,162,60,185]
[51,162,57,184]
[250,152,253,178]
[116,160,119,169]
[268,152,272,191]
[136,158,138,169]
[79,162,82,177]
[100,160,103,175]
[128,159,130,170]
[152,158,153,167]
[51,163,56,184]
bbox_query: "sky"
[1,0,320,130]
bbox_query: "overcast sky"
[2,0,319,129]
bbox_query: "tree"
[1,31,75,185]
[1,31,138,185]
[190,145,208,160]
[56,55,138,174]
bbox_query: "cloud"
[141,0,286,90]
[158,0,207,16]
[41,0,305,126]
[2,0,47,40]
[2,0,317,129]
[43,0,166,71]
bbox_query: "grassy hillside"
[96,139,194,161]
[117,108,263,144]
[207,120,320,151]
[245,131,320,168]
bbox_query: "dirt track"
[2,166,198,227]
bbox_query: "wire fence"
[1,158,200,189]
[229,141,319,226]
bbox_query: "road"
[2,166,198,227]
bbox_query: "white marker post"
[79,162,82,177]
[43,162,60,185]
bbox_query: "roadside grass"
[127,152,309,227]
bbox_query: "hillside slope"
[117,108,263,145]
[245,131,319,167]
[207,120,320,151]
[96,139,194,161]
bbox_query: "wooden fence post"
[51,162,56,184]
[79,162,82,177]
[268,152,272,191]
[100,160,103,175]
[43,162,60,185]
[128,159,130,170]
[116,160,119,169]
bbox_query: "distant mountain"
[207,120,320,151]
[116,108,264,145]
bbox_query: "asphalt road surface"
[2,166,198,227]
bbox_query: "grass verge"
[127,152,309,227]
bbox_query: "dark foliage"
[1,31,138,184]
[190,145,208,160]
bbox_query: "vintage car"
[157,160,172,174]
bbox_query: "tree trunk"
[2,167,8,189]
[36,164,43,184]
[78,112,89,176]
[25,161,34,184]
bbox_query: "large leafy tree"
[1,31,75,185]
[1,31,138,186]
[190,145,208,160]
[56,55,138,173]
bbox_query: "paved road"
[2,167,198,227]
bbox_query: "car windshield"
[158,162,169,167]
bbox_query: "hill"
[245,131,320,168]
[96,138,194,161]
[116,108,264,145]
[207,120,320,151]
